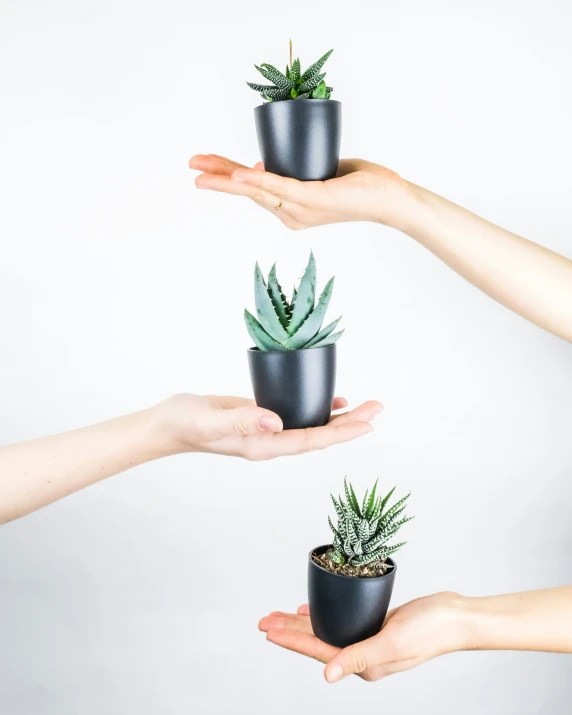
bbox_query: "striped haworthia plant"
[244,251,344,351]
[328,478,413,566]
[247,40,334,102]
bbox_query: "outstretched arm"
[0,394,381,524]
[259,586,572,683]
[190,155,572,343]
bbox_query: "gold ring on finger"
[274,197,283,211]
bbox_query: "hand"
[189,155,409,230]
[152,394,383,461]
[258,592,469,682]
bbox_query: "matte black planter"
[254,100,342,181]
[247,344,336,430]
[308,545,396,648]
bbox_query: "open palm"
[189,154,404,229]
[258,592,466,682]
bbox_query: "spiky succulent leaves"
[245,252,343,351]
[299,49,333,84]
[244,310,286,351]
[297,72,326,95]
[312,80,328,99]
[256,64,294,91]
[267,263,290,330]
[329,480,412,567]
[303,316,342,348]
[246,83,291,101]
[248,47,333,101]
[290,57,301,82]
[307,329,344,349]
[283,276,334,349]
[253,263,290,344]
[288,251,317,334]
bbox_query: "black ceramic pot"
[247,344,336,430]
[254,100,342,181]
[308,545,396,648]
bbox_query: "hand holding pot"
[155,393,382,460]
[189,154,405,231]
[259,592,469,683]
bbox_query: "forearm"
[460,587,572,653]
[0,408,173,524]
[390,182,572,342]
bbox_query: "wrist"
[144,404,190,459]
[373,176,424,233]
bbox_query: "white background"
[1,1,572,713]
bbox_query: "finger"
[331,397,348,411]
[329,400,384,426]
[266,629,340,664]
[219,405,283,437]
[258,615,313,635]
[231,168,308,204]
[253,161,264,171]
[205,395,254,409]
[262,420,374,458]
[189,154,247,175]
[297,604,310,616]
[195,173,289,213]
[324,636,380,683]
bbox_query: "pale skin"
[0,394,382,525]
[189,153,572,678]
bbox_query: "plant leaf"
[258,64,294,90]
[312,80,327,99]
[267,263,290,330]
[288,251,317,334]
[294,92,311,100]
[247,83,291,101]
[307,329,344,349]
[244,310,286,351]
[303,316,342,348]
[254,263,290,344]
[283,276,335,349]
[298,72,326,95]
[344,478,361,517]
[376,486,396,518]
[299,49,333,84]
[290,57,301,82]
[364,480,378,519]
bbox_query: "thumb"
[225,405,283,436]
[324,637,379,683]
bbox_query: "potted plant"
[247,41,341,181]
[244,251,344,430]
[308,479,412,648]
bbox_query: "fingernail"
[326,665,344,683]
[196,183,207,190]
[259,416,281,432]
[232,176,246,183]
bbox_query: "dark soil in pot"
[254,100,341,181]
[308,544,396,648]
[247,344,336,430]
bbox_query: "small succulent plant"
[247,40,334,102]
[244,251,344,351]
[328,479,412,567]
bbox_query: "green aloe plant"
[244,252,344,351]
[247,40,334,102]
[328,479,412,566]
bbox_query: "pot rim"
[255,98,342,109]
[308,544,396,581]
[247,343,336,354]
